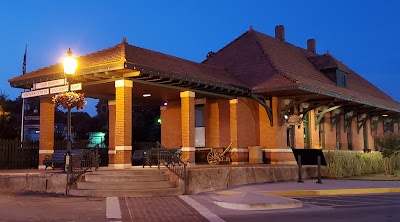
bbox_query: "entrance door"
[195,105,205,147]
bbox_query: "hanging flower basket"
[52,92,87,110]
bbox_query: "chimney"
[275,25,285,42]
[307,39,316,54]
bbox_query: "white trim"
[229,99,238,104]
[115,79,133,88]
[108,100,116,106]
[180,91,195,98]
[179,196,226,222]
[230,148,248,153]
[38,165,46,170]
[39,150,54,154]
[106,197,122,219]
[115,146,132,151]
[108,164,132,169]
[231,162,247,165]
[108,150,116,154]
[269,161,297,165]
[263,149,293,153]
[181,147,195,152]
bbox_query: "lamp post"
[63,48,78,153]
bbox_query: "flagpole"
[20,45,27,145]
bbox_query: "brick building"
[9,25,400,169]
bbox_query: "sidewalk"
[199,179,400,210]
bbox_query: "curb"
[260,188,400,197]
[212,199,303,211]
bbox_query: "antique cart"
[206,143,233,165]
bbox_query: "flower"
[52,92,87,110]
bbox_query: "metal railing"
[154,142,187,194]
[66,145,99,194]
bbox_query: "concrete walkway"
[203,179,400,210]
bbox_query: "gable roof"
[8,39,247,90]
[203,29,400,112]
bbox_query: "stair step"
[84,174,169,182]
[69,187,184,197]
[88,170,161,176]
[76,181,176,190]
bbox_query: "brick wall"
[161,101,182,148]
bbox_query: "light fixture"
[163,101,168,106]
[63,48,78,75]
[143,93,151,97]
[382,114,388,117]
[284,114,289,120]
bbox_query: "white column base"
[38,165,46,170]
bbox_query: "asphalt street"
[1,191,400,222]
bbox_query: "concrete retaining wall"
[186,165,317,194]
[0,172,67,194]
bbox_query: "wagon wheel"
[207,150,220,165]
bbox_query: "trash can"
[248,146,263,164]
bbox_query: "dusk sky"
[1,1,399,116]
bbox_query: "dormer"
[308,54,348,88]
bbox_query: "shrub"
[322,150,384,179]
[375,132,400,175]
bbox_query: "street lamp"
[63,48,78,153]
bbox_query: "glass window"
[336,70,346,87]
[195,105,204,127]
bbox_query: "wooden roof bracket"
[251,94,273,126]
[330,110,345,131]
[370,116,380,133]
[314,105,342,130]
[357,114,370,134]
[278,96,313,125]
[344,111,358,132]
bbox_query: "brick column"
[112,80,132,169]
[229,98,255,165]
[39,96,55,170]
[108,100,116,166]
[180,91,195,165]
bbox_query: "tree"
[0,92,20,139]
[375,132,400,175]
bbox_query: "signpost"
[292,148,327,184]
[21,79,82,98]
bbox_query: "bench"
[43,149,100,170]
[43,150,67,170]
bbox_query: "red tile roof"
[9,40,246,88]
[203,29,400,111]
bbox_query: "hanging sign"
[33,79,65,90]
[21,89,49,98]
[287,114,303,126]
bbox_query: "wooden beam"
[314,105,342,130]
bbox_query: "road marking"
[179,195,226,222]
[106,197,122,219]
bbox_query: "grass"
[349,170,400,181]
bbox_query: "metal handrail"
[154,142,187,194]
[66,145,99,194]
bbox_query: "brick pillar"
[352,118,363,150]
[260,97,294,164]
[324,112,336,150]
[39,96,54,170]
[310,110,320,148]
[160,101,182,148]
[205,99,230,148]
[112,80,132,169]
[108,100,116,165]
[229,98,257,164]
[180,91,195,164]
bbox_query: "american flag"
[22,45,27,75]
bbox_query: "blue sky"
[1,0,399,116]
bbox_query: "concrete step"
[76,181,176,190]
[69,187,184,197]
[84,174,169,182]
[89,170,161,176]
